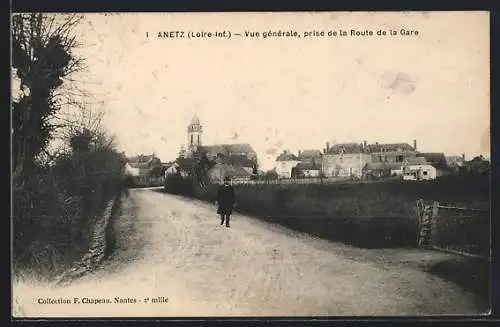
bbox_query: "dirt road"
[13,188,484,317]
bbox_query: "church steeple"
[187,114,202,150]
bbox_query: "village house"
[164,162,180,175]
[207,163,253,183]
[298,149,323,166]
[292,149,322,178]
[292,162,321,178]
[275,150,301,178]
[416,152,449,176]
[401,156,428,174]
[200,144,258,166]
[125,154,163,177]
[321,142,371,178]
[402,164,437,181]
[364,155,428,178]
[367,140,418,165]
[362,162,402,178]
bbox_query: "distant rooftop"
[276,152,300,161]
[127,154,159,163]
[367,143,415,153]
[200,143,257,155]
[298,149,322,158]
[326,143,365,154]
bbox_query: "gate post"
[430,201,440,247]
[416,199,424,245]
[417,200,437,249]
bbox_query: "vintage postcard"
[11,11,490,318]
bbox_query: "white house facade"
[125,163,139,176]
[403,164,437,181]
[275,151,301,178]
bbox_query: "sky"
[36,12,490,170]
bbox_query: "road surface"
[13,188,484,317]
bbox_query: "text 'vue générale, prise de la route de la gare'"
[147,28,420,39]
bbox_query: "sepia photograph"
[11,11,491,318]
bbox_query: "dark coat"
[216,184,236,215]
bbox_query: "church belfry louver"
[187,114,203,151]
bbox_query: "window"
[197,135,200,145]
[190,134,193,145]
[423,171,428,175]
[396,155,404,162]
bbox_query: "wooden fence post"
[416,199,424,245]
[430,201,440,247]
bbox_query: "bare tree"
[12,13,85,186]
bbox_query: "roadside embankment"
[52,195,122,286]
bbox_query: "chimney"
[462,153,466,160]
[413,139,417,151]
[326,142,330,151]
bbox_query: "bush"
[170,174,489,249]
[164,173,195,195]
[12,131,126,277]
[13,169,84,274]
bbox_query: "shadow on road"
[94,194,148,276]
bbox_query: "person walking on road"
[215,176,236,228]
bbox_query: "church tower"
[187,114,203,151]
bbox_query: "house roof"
[367,143,415,153]
[199,143,256,155]
[127,162,152,169]
[126,154,161,169]
[295,162,321,170]
[276,152,300,161]
[209,163,252,178]
[326,143,365,154]
[228,154,256,167]
[416,152,447,168]
[127,154,158,163]
[298,149,322,159]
